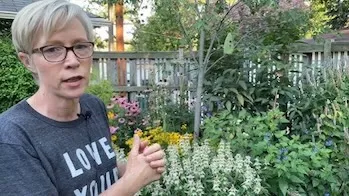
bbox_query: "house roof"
[300,29,349,44]
[0,0,112,27]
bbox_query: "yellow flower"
[181,124,187,131]
[126,138,134,148]
[124,126,194,151]
[111,135,117,142]
[168,132,181,145]
[135,129,143,137]
[107,112,115,120]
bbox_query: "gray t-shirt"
[0,94,119,196]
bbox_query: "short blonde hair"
[11,0,94,54]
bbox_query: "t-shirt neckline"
[19,98,87,128]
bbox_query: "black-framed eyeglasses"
[32,42,95,62]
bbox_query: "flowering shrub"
[107,94,150,150]
[136,137,265,195]
[125,127,193,151]
[203,108,347,195]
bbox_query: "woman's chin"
[61,87,87,100]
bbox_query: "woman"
[0,0,165,195]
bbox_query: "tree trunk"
[115,2,124,52]
[115,2,127,96]
[193,29,206,140]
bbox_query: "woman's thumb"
[130,134,140,156]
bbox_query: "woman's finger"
[150,159,166,168]
[139,140,149,153]
[143,143,161,156]
[146,150,165,162]
[156,167,166,174]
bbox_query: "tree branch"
[205,54,226,73]
[204,30,251,73]
[203,1,242,71]
[178,19,199,65]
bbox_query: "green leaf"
[223,32,234,55]
[238,80,247,90]
[241,91,253,102]
[210,96,221,102]
[289,175,304,184]
[225,101,232,111]
[279,179,288,196]
[279,118,289,123]
[275,131,285,138]
[237,93,244,106]
[312,178,320,187]
[229,88,239,95]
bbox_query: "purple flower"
[325,139,333,147]
[277,148,288,162]
[264,132,271,142]
[302,129,309,134]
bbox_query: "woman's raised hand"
[123,135,165,192]
[143,143,166,173]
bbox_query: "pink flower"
[109,126,119,134]
[110,95,118,102]
[116,97,127,104]
[124,103,131,109]
[125,112,132,117]
[134,109,141,115]
[118,118,125,124]
[128,120,135,125]
[130,101,139,108]
[107,103,114,109]
[120,101,128,109]
[129,106,139,113]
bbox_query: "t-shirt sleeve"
[0,143,59,196]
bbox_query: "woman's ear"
[18,52,37,73]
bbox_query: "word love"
[63,137,116,178]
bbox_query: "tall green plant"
[86,77,114,105]
[202,108,345,195]
[0,38,37,113]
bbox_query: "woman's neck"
[27,89,81,122]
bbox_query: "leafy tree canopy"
[310,0,349,30]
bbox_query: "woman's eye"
[75,44,88,50]
[44,47,63,53]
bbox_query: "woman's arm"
[117,162,127,178]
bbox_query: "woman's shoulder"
[80,93,106,111]
[0,100,33,145]
[80,93,103,104]
[0,100,28,124]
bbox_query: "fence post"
[324,39,333,66]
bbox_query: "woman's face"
[28,18,92,99]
